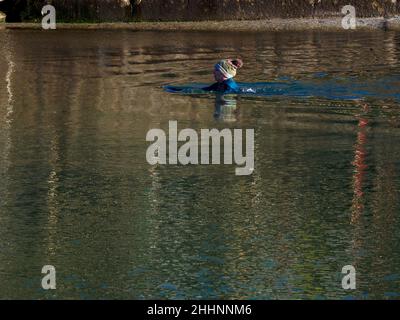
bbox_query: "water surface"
[0,30,400,299]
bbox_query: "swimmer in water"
[204,59,243,93]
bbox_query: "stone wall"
[0,0,132,22]
[136,0,400,21]
[1,0,400,22]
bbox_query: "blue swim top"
[203,78,240,93]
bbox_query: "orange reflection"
[351,103,369,224]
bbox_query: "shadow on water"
[213,94,239,122]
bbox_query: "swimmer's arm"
[225,79,240,92]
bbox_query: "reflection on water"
[214,95,238,122]
[351,103,369,224]
[0,30,400,299]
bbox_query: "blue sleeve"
[225,79,240,92]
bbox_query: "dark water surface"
[0,30,400,299]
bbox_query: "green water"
[0,29,399,299]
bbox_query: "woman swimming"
[204,59,243,93]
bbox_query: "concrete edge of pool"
[2,17,400,32]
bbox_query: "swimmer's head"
[214,59,243,83]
